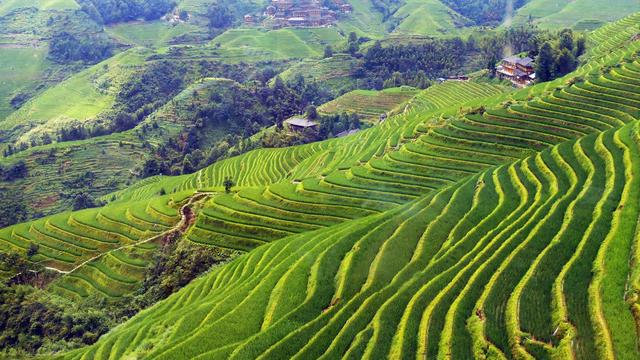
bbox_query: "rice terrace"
[1,0,640,359]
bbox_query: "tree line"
[141,73,332,177]
[78,0,176,24]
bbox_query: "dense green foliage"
[359,38,468,89]
[535,29,585,81]
[1,4,640,359]
[0,188,27,228]
[0,284,110,356]
[442,0,527,25]
[79,0,175,24]
[141,74,332,176]
[49,32,114,64]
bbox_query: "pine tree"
[554,48,576,77]
[535,42,554,82]
[223,177,235,193]
[324,45,333,58]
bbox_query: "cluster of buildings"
[244,0,352,28]
[496,56,536,87]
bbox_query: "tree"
[207,3,234,30]
[554,48,576,77]
[347,32,359,55]
[73,192,96,211]
[324,45,333,58]
[27,243,39,257]
[306,105,318,120]
[535,42,554,82]
[182,155,195,174]
[558,29,574,52]
[223,177,235,193]
[575,36,586,57]
[3,161,28,181]
[0,188,27,227]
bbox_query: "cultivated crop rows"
[3,14,639,301]
[59,121,640,359]
[182,55,640,252]
[0,194,185,298]
[318,88,419,119]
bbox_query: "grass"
[0,46,49,120]
[0,0,78,16]
[107,21,201,47]
[209,27,345,62]
[3,12,640,358]
[391,0,471,37]
[510,0,640,29]
[1,48,149,146]
[56,118,640,359]
[318,87,419,121]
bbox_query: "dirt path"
[51,192,213,277]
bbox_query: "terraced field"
[318,87,420,121]
[58,117,640,360]
[0,79,506,297]
[0,192,189,297]
[13,42,640,296]
[23,13,640,293]
[177,52,640,253]
[3,14,640,358]
[510,0,640,29]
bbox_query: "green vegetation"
[0,47,49,120]
[318,87,419,121]
[0,0,79,16]
[56,116,640,360]
[2,4,640,358]
[0,48,148,147]
[391,0,470,36]
[210,27,345,61]
[511,0,640,29]
[106,21,201,47]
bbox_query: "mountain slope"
[57,117,640,360]
[4,11,640,300]
[510,0,640,29]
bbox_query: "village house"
[496,56,536,87]
[262,0,343,28]
[243,14,255,25]
[284,117,319,132]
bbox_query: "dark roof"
[284,117,318,127]
[503,56,534,67]
[335,129,359,138]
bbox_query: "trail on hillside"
[49,192,213,277]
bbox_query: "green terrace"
[0,9,639,310]
[57,116,640,360]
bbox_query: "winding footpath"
[48,191,213,277]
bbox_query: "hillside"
[2,11,639,300]
[2,2,640,358]
[510,0,640,29]
[318,87,420,122]
[58,118,640,360]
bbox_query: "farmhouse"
[496,56,536,87]
[266,0,340,27]
[284,117,319,132]
[243,14,255,25]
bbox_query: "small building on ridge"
[496,56,536,87]
[284,117,319,132]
